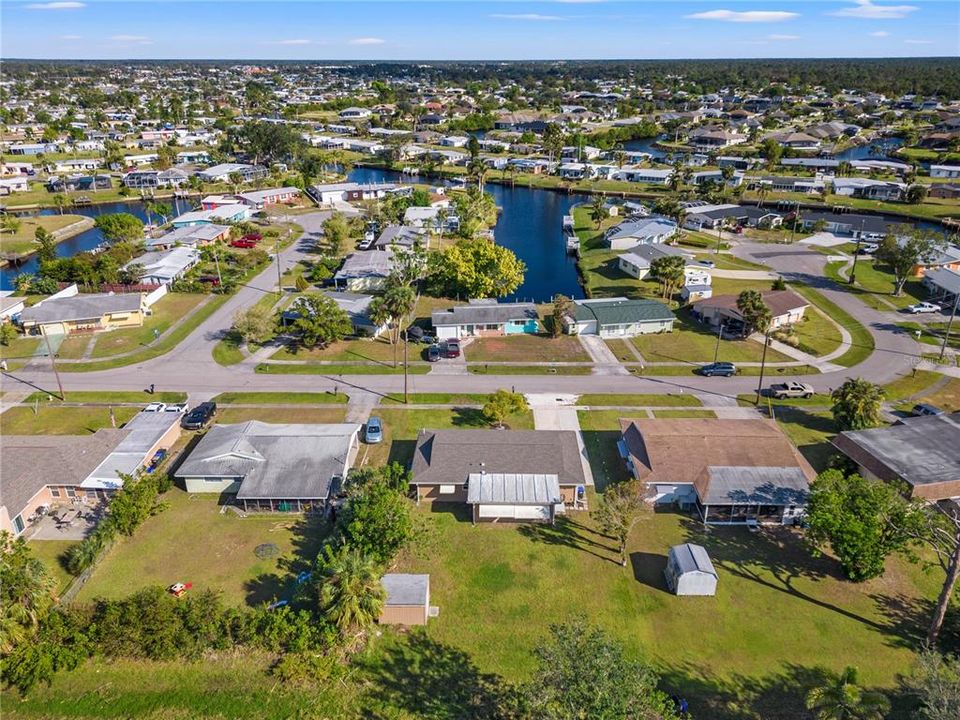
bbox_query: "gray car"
[364,416,383,443]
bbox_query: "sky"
[0,0,957,60]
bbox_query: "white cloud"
[831,1,918,20]
[768,34,800,40]
[26,2,85,9]
[260,39,311,46]
[110,34,149,42]
[905,39,934,44]
[685,9,799,23]
[349,37,385,45]
[490,13,564,21]
[870,30,891,36]
[59,34,81,40]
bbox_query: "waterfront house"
[617,244,693,280]
[125,247,200,286]
[603,217,678,250]
[172,205,250,227]
[431,300,539,340]
[236,186,301,210]
[145,224,230,250]
[0,176,29,194]
[197,163,267,184]
[930,165,960,179]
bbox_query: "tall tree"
[0,532,55,654]
[874,226,943,296]
[907,649,960,720]
[589,195,606,229]
[550,294,573,338]
[830,378,884,431]
[805,666,890,720]
[315,544,385,637]
[806,469,925,582]
[322,212,354,256]
[482,389,529,429]
[650,255,685,301]
[736,289,772,335]
[34,227,57,263]
[429,237,525,299]
[594,480,648,567]
[525,622,675,720]
[94,213,144,244]
[338,478,413,565]
[232,304,275,345]
[290,293,352,349]
[368,283,416,350]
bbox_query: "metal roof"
[432,301,538,328]
[699,466,810,506]
[571,297,674,326]
[669,543,718,578]
[82,412,182,489]
[382,574,429,606]
[466,473,562,505]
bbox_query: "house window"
[439,485,456,494]
[86,489,97,499]
[51,487,61,498]
[66,487,76,498]
[13,516,24,534]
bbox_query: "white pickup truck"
[769,381,815,399]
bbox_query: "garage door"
[477,505,550,520]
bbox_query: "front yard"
[464,334,590,363]
[89,293,208,358]
[1,405,141,435]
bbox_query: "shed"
[466,472,563,523]
[664,543,718,596]
[379,574,430,626]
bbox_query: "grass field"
[256,362,432,375]
[790,284,875,368]
[576,393,702,407]
[0,335,41,370]
[216,407,348,424]
[380,392,491,405]
[28,538,77,595]
[464,334,590,363]
[89,294,207,358]
[0,213,90,256]
[212,391,350,404]
[771,407,838,473]
[1,405,141,435]
[790,306,844,358]
[25,390,187,404]
[76,491,331,607]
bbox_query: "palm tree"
[589,194,606,229]
[805,667,890,720]
[315,544,386,637]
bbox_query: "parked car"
[421,334,436,345]
[426,344,441,362]
[699,362,737,377]
[165,402,189,413]
[769,381,815,399]
[441,339,461,359]
[182,401,216,430]
[240,233,262,243]
[858,243,879,255]
[229,239,258,249]
[906,302,942,314]
[912,403,945,417]
[144,402,167,412]
[697,259,716,269]
[364,416,383,444]
[198,275,221,286]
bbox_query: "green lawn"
[216,407,347,424]
[256,362,432,375]
[888,372,960,414]
[28,539,77,596]
[845,260,926,310]
[605,338,638,361]
[53,335,93,360]
[212,391,350,404]
[212,331,247,366]
[380,392,491,405]
[89,294,207,358]
[1,406,140,435]
[789,284,875,368]
[467,364,593,375]
[76,490,331,607]
[790,306,844,358]
[0,335,41,370]
[576,393,701,407]
[577,410,635,490]
[0,213,91,257]
[360,406,535,468]
[271,337,404,363]
[464,334,590,363]
[770,407,838,473]
[897,321,960,351]
[25,390,187,404]
[631,312,794,365]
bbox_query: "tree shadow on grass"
[387,439,417,467]
[518,516,619,564]
[242,515,330,607]
[869,591,960,654]
[359,630,520,720]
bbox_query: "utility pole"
[213,241,223,288]
[403,327,409,405]
[755,330,770,406]
[713,322,725,364]
[42,332,64,401]
[275,236,283,295]
[849,218,866,285]
[939,291,959,364]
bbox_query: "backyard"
[0,213,91,257]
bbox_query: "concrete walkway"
[711,269,779,280]
[578,335,630,376]
[748,331,846,373]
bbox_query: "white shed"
[664,543,718,596]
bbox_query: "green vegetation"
[216,407,347,424]
[789,285,875,368]
[381,392,490,405]
[1,406,140,435]
[576,393,701,407]
[790,307,844,358]
[27,539,76,596]
[256,362,431,375]
[24,390,186,404]
[0,214,90,257]
[465,334,590,363]
[468,364,593,375]
[212,391,349,404]
[772,407,838,473]
[89,294,207,359]
[631,312,794,364]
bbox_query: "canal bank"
[0,215,95,268]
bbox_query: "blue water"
[1,197,195,290]
[349,167,585,302]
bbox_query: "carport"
[466,472,563,524]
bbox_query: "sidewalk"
[577,336,630,376]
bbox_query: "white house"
[931,165,960,179]
[125,247,200,286]
[0,176,30,194]
[604,217,678,250]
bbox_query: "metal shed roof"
[669,543,718,578]
[466,473,561,505]
[382,574,429,606]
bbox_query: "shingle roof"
[174,421,360,500]
[412,429,586,488]
[692,289,808,320]
[571,297,674,326]
[605,217,677,242]
[432,301,538,328]
[20,293,144,325]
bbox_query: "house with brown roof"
[410,429,588,521]
[691,289,808,332]
[619,418,814,525]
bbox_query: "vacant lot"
[88,293,207,358]
[465,334,590,363]
[76,490,329,607]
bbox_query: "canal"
[349,167,585,302]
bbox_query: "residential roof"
[375,224,425,249]
[82,411,182,489]
[146,223,230,248]
[432,300,538,328]
[620,418,815,505]
[236,186,300,204]
[924,268,960,296]
[466,472,562,505]
[692,289,808,320]
[173,205,247,224]
[618,244,692,268]
[125,247,198,281]
[382,574,429,607]
[335,250,395,279]
[174,421,360,500]
[1,430,128,520]
[832,413,960,499]
[605,217,677,243]
[669,543,717,577]
[411,429,587,488]
[571,297,674,326]
[20,293,144,325]
[801,210,889,234]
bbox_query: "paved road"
[0,229,928,403]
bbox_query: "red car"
[230,239,258,249]
[241,233,263,243]
[198,275,221,285]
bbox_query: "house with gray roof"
[603,217,678,250]
[145,223,230,250]
[431,299,539,340]
[19,293,146,336]
[380,574,431,626]
[617,244,693,280]
[282,290,387,337]
[410,429,587,511]
[564,297,675,338]
[334,250,396,292]
[175,421,361,513]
